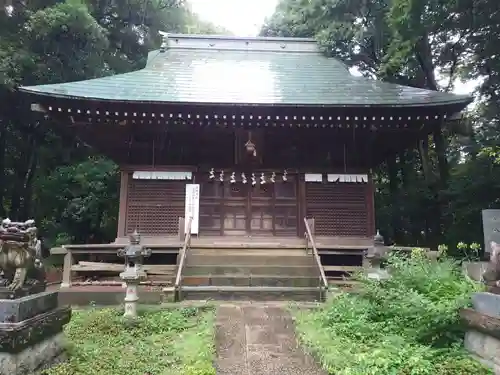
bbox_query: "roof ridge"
[158,32,319,54]
[159,32,316,43]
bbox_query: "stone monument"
[482,209,500,255]
[117,230,151,319]
[0,218,71,374]
[461,241,500,373]
[462,291,500,373]
[482,241,500,293]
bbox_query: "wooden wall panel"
[125,179,186,235]
[305,183,371,237]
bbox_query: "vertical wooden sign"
[185,184,200,235]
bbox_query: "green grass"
[291,254,493,375]
[45,306,216,375]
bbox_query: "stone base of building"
[0,291,72,375]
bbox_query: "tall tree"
[0,0,228,245]
[262,0,500,249]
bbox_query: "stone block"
[463,261,489,281]
[366,268,390,281]
[472,292,500,318]
[465,330,500,369]
[0,291,59,323]
[0,284,47,300]
[0,306,71,353]
[0,332,67,375]
[0,299,72,375]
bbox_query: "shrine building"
[18,34,472,298]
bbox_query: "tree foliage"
[1,0,499,252]
[263,0,500,252]
[293,254,488,374]
[0,0,230,247]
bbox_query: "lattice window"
[306,183,369,237]
[125,179,185,235]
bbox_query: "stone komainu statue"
[0,218,46,292]
[482,241,500,288]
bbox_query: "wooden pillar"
[116,171,129,239]
[178,217,185,241]
[306,217,315,237]
[367,170,376,237]
[298,174,306,235]
[60,247,73,288]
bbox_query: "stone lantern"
[117,230,152,318]
[365,230,390,280]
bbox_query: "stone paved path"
[214,303,327,375]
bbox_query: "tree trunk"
[418,136,433,182]
[399,150,410,188]
[19,143,38,219]
[387,155,402,244]
[417,136,442,247]
[9,130,38,220]
[0,124,7,218]
[415,33,439,91]
[433,124,449,187]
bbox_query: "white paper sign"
[184,184,200,235]
[327,174,368,183]
[132,171,192,180]
[305,173,323,182]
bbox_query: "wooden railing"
[174,216,193,301]
[304,217,328,292]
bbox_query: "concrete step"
[188,247,306,253]
[183,264,318,277]
[186,253,315,267]
[188,242,305,249]
[182,275,320,287]
[180,286,324,302]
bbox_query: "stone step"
[182,275,320,287]
[186,253,315,266]
[188,248,306,256]
[183,264,318,277]
[180,286,324,302]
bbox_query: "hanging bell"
[219,170,224,183]
[209,168,215,180]
[241,172,247,184]
[270,172,276,183]
[230,172,236,184]
[260,172,266,184]
[251,173,256,186]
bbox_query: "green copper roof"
[19,34,471,107]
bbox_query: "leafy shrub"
[45,307,216,375]
[293,254,492,375]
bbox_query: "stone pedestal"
[120,267,146,319]
[123,282,139,318]
[0,284,47,300]
[462,292,500,374]
[0,291,72,375]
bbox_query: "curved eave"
[18,87,473,110]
